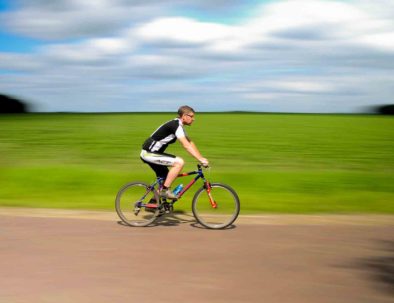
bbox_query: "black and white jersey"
[142,118,187,153]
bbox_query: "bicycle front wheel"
[192,183,240,229]
[115,181,159,227]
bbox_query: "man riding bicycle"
[140,105,209,199]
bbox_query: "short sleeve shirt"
[142,118,187,153]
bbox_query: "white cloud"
[1,0,252,40]
[1,0,165,39]
[131,0,394,57]
[42,36,134,63]
[358,32,394,51]
[0,53,43,70]
[136,17,234,45]
[267,81,335,93]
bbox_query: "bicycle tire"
[115,181,159,227]
[192,183,240,229]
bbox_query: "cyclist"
[140,105,209,199]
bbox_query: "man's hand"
[199,158,209,168]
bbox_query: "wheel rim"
[193,184,239,229]
[116,183,158,226]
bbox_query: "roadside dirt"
[1,207,393,225]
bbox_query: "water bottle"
[172,184,184,195]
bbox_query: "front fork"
[204,181,217,208]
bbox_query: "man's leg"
[163,157,184,188]
[140,150,183,199]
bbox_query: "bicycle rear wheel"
[192,183,240,229]
[115,181,159,227]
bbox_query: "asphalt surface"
[0,212,393,303]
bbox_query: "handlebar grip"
[199,163,209,169]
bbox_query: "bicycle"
[115,164,240,229]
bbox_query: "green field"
[0,113,393,213]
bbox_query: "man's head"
[178,105,195,125]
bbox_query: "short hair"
[177,105,195,117]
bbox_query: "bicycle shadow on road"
[153,211,196,227]
[358,240,394,295]
[117,210,237,230]
[116,211,195,228]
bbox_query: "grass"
[0,112,393,213]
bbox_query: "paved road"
[0,213,393,303]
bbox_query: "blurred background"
[0,0,393,213]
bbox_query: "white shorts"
[140,150,177,167]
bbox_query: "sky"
[0,0,393,113]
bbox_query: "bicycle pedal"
[155,202,173,216]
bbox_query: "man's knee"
[174,157,184,167]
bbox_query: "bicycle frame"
[176,166,205,198]
[145,164,217,208]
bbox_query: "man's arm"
[178,136,208,165]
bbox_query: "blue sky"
[1,0,394,112]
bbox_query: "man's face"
[181,112,195,125]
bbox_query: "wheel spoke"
[192,183,240,229]
[115,182,159,227]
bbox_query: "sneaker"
[159,189,178,200]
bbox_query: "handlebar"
[198,163,210,169]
